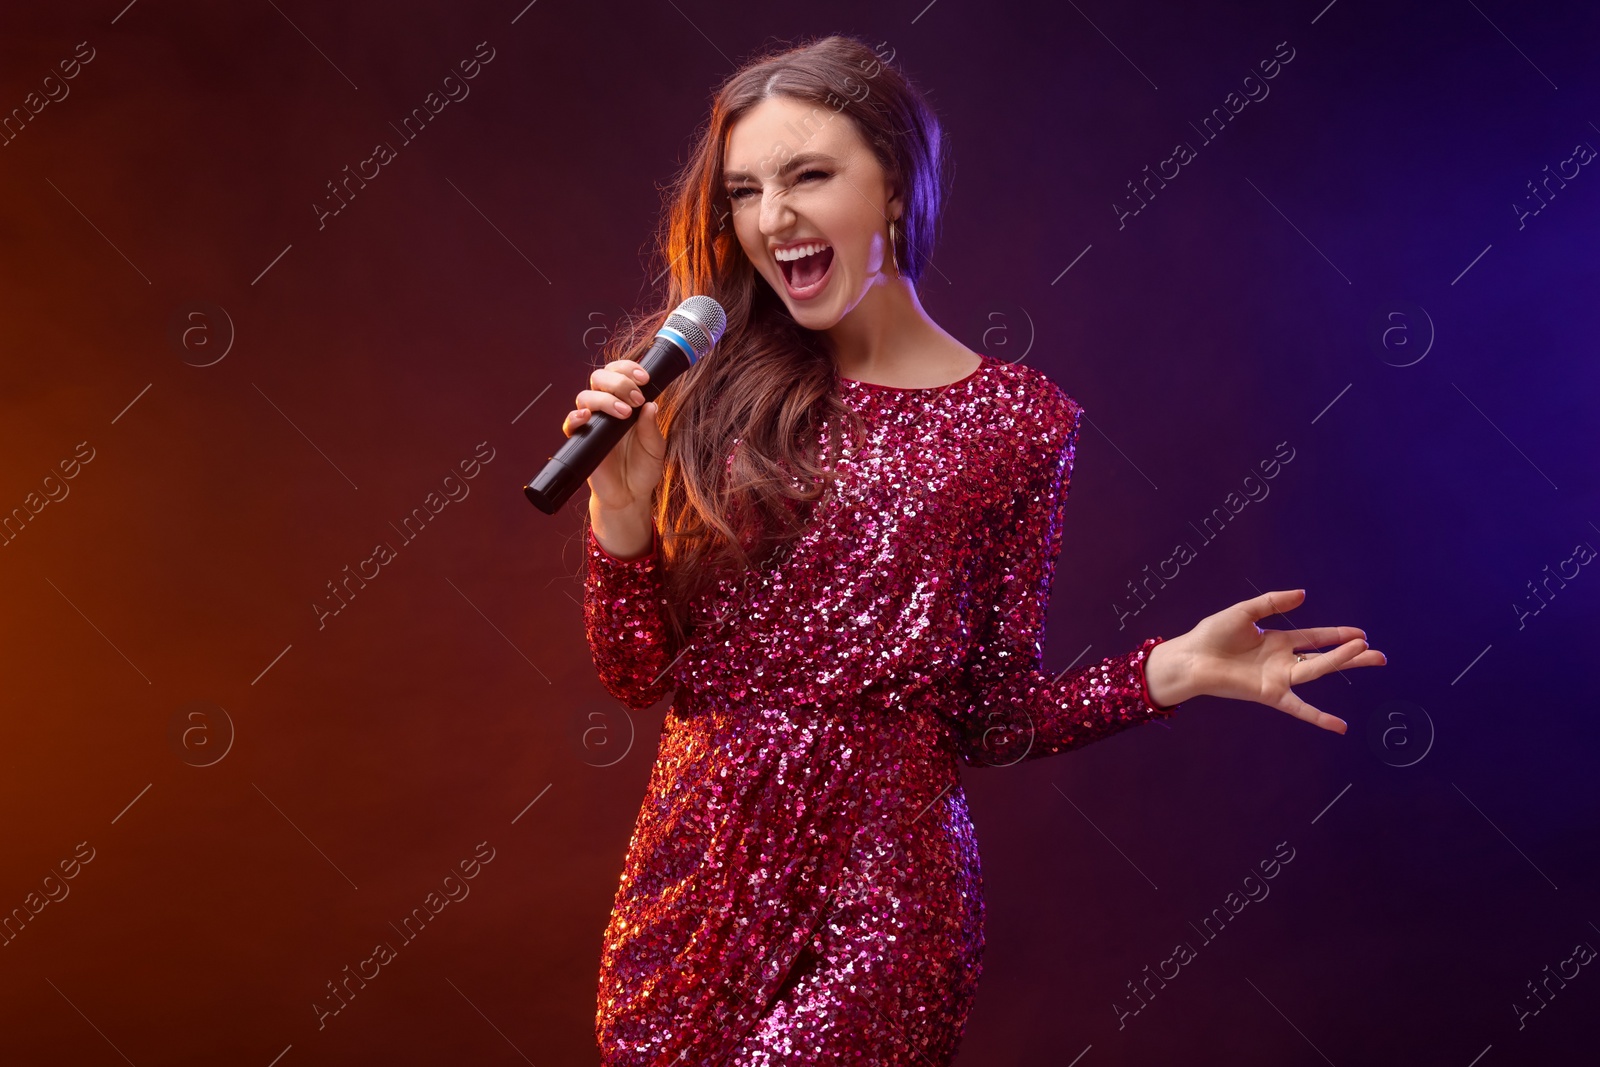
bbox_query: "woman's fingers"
[1242,588,1306,621]
[564,361,650,436]
[608,358,650,386]
[561,407,593,437]
[1277,689,1348,733]
[594,361,649,407]
[1285,634,1390,679]
[577,364,650,419]
[1245,590,1389,670]
[632,401,665,460]
[1290,638,1375,681]
[1281,624,1367,651]
[577,388,635,417]
[1206,587,1387,735]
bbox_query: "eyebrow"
[723,151,838,184]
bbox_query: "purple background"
[1,0,1596,1062]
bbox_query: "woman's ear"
[883,172,904,222]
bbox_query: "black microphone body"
[524,297,726,515]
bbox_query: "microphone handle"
[522,336,691,515]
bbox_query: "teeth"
[774,241,830,262]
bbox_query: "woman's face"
[722,95,902,330]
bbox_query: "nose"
[756,185,794,239]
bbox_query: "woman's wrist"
[589,499,655,561]
[1143,632,1195,709]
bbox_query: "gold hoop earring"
[889,218,902,276]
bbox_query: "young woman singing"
[563,34,1385,1066]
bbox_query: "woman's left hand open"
[1145,589,1387,734]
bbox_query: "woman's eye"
[727,171,829,201]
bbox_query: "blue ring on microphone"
[655,325,700,364]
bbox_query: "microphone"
[523,295,727,514]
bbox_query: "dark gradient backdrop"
[2,1,1596,1064]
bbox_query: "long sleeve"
[581,523,682,710]
[954,397,1180,768]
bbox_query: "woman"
[564,34,1384,1066]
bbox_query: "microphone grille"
[664,296,728,361]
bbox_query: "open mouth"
[776,242,835,299]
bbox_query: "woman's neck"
[825,276,968,383]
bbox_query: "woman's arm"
[954,388,1385,763]
[955,396,1178,768]
[582,515,682,710]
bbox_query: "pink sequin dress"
[583,352,1181,1065]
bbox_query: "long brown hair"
[590,34,949,645]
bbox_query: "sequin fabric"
[582,353,1182,1065]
